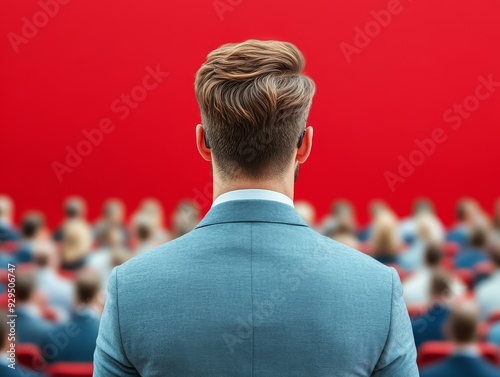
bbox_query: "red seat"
[0,269,9,285]
[407,305,427,318]
[443,242,459,256]
[487,310,500,325]
[0,241,19,253]
[46,362,94,377]
[475,261,495,277]
[17,343,45,370]
[418,341,500,368]
[453,269,474,291]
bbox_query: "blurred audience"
[411,269,453,349]
[0,195,19,242]
[399,198,445,245]
[455,226,490,269]
[369,210,401,264]
[94,199,127,247]
[45,272,101,363]
[171,200,200,239]
[421,302,500,377]
[294,201,316,227]
[403,243,465,305]
[60,219,93,270]
[475,242,500,320]
[53,196,89,242]
[16,274,55,348]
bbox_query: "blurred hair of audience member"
[369,210,401,265]
[319,199,356,236]
[475,242,500,320]
[16,211,47,263]
[171,200,200,239]
[0,195,20,242]
[357,199,388,242]
[491,199,500,244]
[53,196,89,242]
[400,198,445,245]
[44,271,101,364]
[34,244,74,321]
[455,226,490,270]
[94,199,128,247]
[329,211,360,250]
[404,243,465,305]
[134,198,170,243]
[60,218,93,270]
[446,198,476,247]
[131,213,161,254]
[421,302,500,377]
[294,201,316,228]
[87,226,130,291]
[0,309,44,377]
[411,269,453,349]
[399,212,445,271]
[16,273,55,349]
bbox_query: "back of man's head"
[195,40,315,180]
[64,196,86,219]
[75,272,101,306]
[429,269,452,301]
[17,273,36,303]
[424,243,443,268]
[469,226,487,249]
[489,242,500,269]
[449,302,479,345]
[21,212,44,239]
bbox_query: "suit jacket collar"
[195,200,309,229]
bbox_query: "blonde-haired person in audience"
[60,218,93,270]
[134,198,170,243]
[399,198,445,245]
[171,200,200,239]
[294,200,316,227]
[403,243,465,305]
[319,199,356,236]
[53,196,90,242]
[399,211,444,270]
[94,198,127,247]
[358,199,389,242]
[0,194,19,241]
[370,209,401,265]
[88,226,130,291]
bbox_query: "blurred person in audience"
[60,219,93,270]
[455,226,490,269]
[16,273,55,348]
[0,310,44,377]
[131,213,160,254]
[403,243,465,305]
[0,195,19,242]
[420,302,500,377]
[294,200,316,227]
[53,196,89,242]
[412,269,453,349]
[491,199,500,244]
[329,212,360,249]
[171,200,200,239]
[475,242,500,320]
[135,198,169,242]
[34,244,74,321]
[88,226,130,290]
[16,212,46,263]
[488,321,500,349]
[369,210,401,264]
[45,272,101,363]
[358,199,388,242]
[446,199,476,247]
[319,199,355,236]
[399,212,445,271]
[399,198,444,245]
[94,199,128,247]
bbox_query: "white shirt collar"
[212,189,294,208]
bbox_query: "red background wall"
[1,0,499,228]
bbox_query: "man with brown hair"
[421,302,500,377]
[94,40,417,376]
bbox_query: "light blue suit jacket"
[94,200,418,376]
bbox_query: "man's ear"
[196,124,211,162]
[296,126,313,164]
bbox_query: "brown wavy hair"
[195,40,315,179]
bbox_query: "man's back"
[94,200,417,376]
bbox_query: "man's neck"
[212,179,294,203]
